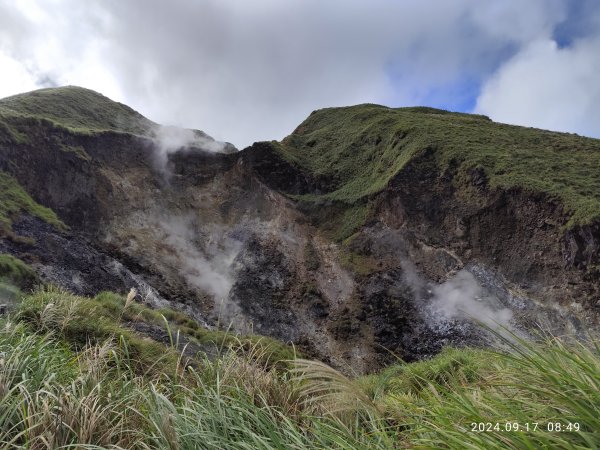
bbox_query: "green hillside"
[278,104,600,229]
[0,86,155,135]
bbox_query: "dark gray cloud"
[0,0,598,146]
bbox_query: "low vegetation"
[0,254,37,290]
[16,286,296,371]
[0,170,66,236]
[278,104,600,236]
[0,254,31,306]
[0,286,597,449]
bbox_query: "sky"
[0,0,599,148]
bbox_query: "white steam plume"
[429,270,513,330]
[155,125,229,153]
[401,261,514,332]
[151,125,234,174]
[155,215,241,301]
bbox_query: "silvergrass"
[2,288,599,449]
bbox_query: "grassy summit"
[0,86,155,135]
[278,104,600,229]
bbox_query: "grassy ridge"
[2,88,599,229]
[0,86,155,135]
[279,104,600,229]
[0,287,598,448]
[4,88,599,237]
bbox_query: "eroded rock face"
[376,151,600,322]
[564,223,600,269]
[1,118,599,375]
[230,235,298,338]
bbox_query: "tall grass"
[401,335,600,449]
[0,321,396,449]
[1,288,598,449]
[0,321,143,448]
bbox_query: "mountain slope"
[0,86,598,374]
[270,104,600,233]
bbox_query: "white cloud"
[0,0,595,146]
[0,52,39,98]
[476,37,600,137]
[468,0,566,43]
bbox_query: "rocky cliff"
[1,87,598,374]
